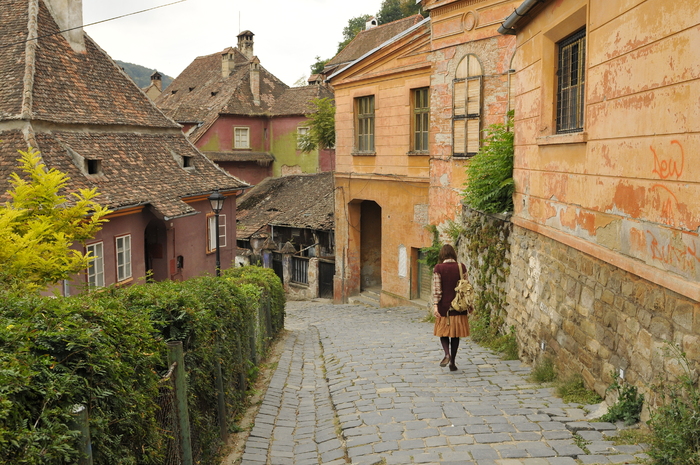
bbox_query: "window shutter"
[453,120,466,155]
[467,119,480,154]
[467,76,481,116]
[453,81,467,116]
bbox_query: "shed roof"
[236,172,334,239]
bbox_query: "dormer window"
[211,91,218,97]
[171,90,178,94]
[189,87,195,92]
[182,156,193,168]
[86,159,102,175]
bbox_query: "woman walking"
[432,244,470,371]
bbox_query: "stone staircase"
[348,288,380,308]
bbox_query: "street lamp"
[208,190,225,276]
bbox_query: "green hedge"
[0,266,285,465]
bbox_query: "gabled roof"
[0,0,247,219]
[154,46,289,141]
[236,172,334,239]
[324,15,425,77]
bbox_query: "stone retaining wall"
[506,225,700,404]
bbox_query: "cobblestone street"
[240,301,648,465]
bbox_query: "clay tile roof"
[0,0,248,219]
[324,15,424,75]
[155,46,289,141]
[0,0,177,128]
[236,172,334,240]
[270,85,334,116]
[203,151,274,164]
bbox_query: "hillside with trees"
[115,60,174,89]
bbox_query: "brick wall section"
[507,225,700,403]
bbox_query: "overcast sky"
[82,0,386,86]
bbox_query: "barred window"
[355,96,375,153]
[556,28,586,133]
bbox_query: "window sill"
[290,281,309,288]
[407,151,429,156]
[116,277,133,287]
[352,151,376,157]
[537,131,587,146]
[452,154,475,160]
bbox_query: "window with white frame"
[86,242,104,288]
[234,127,250,149]
[115,235,132,282]
[207,214,227,252]
[297,127,309,149]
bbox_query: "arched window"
[452,54,482,157]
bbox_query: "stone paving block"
[346,433,380,447]
[521,459,550,465]
[586,441,614,454]
[578,430,604,441]
[466,424,493,434]
[512,432,542,441]
[545,458,577,465]
[347,443,374,458]
[474,432,512,444]
[399,438,426,450]
[542,430,572,440]
[467,445,500,459]
[317,437,342,453]
[320,448,345,463]
[381,430,403,441]
[577,455,611,464]
[405,427,440,439]
[240,451,267,463]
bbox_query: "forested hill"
[116,60,174,89]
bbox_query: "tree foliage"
[377,0,425,24]
[337,14,373,53]
[462,113,515,214]
[0,148,110,292]
[297,98,336,153]
[310,55,330,75]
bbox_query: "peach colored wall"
[332,22,433,304]
[511,0,700,299]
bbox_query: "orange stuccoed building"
[329,1,519,306]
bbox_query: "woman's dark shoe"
[449,364,458,372]
[439,356,450,367]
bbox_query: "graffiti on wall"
[651,139,684,180]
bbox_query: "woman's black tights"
[440,337,460,363]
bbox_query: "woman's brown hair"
[438,244,457,263]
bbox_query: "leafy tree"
[310,55,330,75]
[0,148,110,292]
[462,113,515,213]
[297,98,336,153]
[377,0,425,24]
[337,14,373,53]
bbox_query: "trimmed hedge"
[0,266,285,465]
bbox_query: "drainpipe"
[498,0,548,35]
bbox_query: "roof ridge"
[21,0,40,119]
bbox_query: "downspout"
[498,0,548,35]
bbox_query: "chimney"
[221,48,236,78]
[365,17,378,30]
[237,30,255,60]
[43,0,85,52]
[250,57,260,106]
[150,71,162,91]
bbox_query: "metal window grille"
[291,256,309,284]
[356,96,375,152]
[413,88,429,152]
[556,28,586,133]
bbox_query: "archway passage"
[145,219,168,281]
[360,200,382,291]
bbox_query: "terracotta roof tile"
[0,0,248,219]
[204,151,274,163]
[324,15,424,74]
[236,172,334,239]
[270,85,334,116]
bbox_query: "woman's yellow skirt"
[433,312,470,338]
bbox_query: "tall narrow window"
[556,28,586,133]
[412,88,429,153]
[234,127,250,149]
[207,214,227,252]
[297,127,309,149]
[86,242,104,288]
[452,55,482,157]
[115,235,132,282]
[355,96,375,153]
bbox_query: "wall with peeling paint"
[510,0,700,300]
[331,21,433,305]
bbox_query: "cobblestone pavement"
[240,301,648,465]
